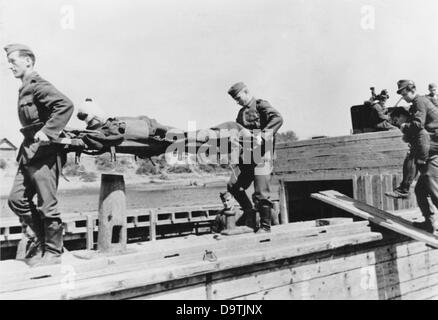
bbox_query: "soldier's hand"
[34,130,50,144]
[253,133,263,146]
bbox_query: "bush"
[63,161,86,177]
[135,159,160,175]
[167,165,193,174]
[80,171,98,182]
[95,154,115,171]
[115,157,134,173]
[158,173,170,180]
[197,163,216,173]
[0,159,7,169]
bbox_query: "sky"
[0,0,437,146]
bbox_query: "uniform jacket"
[425,94,438,108]
[236,98,283,135]
[17,71,74,164]
[369,102,396,131]
[403,95,438,134]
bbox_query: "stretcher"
[54,116,259,162]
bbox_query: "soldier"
[368,89,397,131]
[5,44,74,266]
[394,80,438,232]
[425,83,438,107]
[387,80,438,200]
[227,82,283,233]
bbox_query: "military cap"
[228,82,247,98]
[429,83,437,89]
[3,43,33,55]
[396,79,415,94]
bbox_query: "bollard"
[97,173,127,253]
[220,209,252,236]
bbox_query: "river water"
[0,182,279,218]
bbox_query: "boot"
[16,214,45,265]
[385,186,410,199]
[34,218,64,267]
[245,209,258,231]
[256,205,272,233]
[236,208,254,227]
[413,215,437,233]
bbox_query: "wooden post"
[364,175,373,206]
[279,179,289,224]
[86,215,94,250]
[272,201,280,225]
[382,174,394,211]
[352,175,358,200]
[97,174,127,253]
[149,209,157,242]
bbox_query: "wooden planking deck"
[0,218,381,299]
[2,215,437,300]
[0,219,370,290]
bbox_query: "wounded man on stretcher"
[46,109,273,164]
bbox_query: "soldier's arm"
[256,100,284,135]
[33,81,74,140]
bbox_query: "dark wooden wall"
[274,131,414,222]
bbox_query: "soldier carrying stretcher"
[4,44,74,266]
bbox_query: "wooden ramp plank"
[311,190,438,249]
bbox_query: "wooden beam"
[311,190,438,248]
[86,215,94,250]
[97,174,127,253]
[149,209,157,241]
[0,231,382,300]
[278,179,289,224]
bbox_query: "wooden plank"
[275,146,409,165]
[0,220,362,281]
[393,174,402,211]
[364,175,373,206]
[211,240,438,300]
[86,215,94,250]
[276,130,403,149]
[149,209,157,241]
[0,232,382,299]
[278,180,289,224]
[311,190,438,248]
[389,272,438,300]
[382,174,395,211]
[274,168,402,182]
[231,267,380,300]
[229,246,438,300]
[0,221,372,292]
[143,284,207,300]
[352,175,358,200]
[356,176,365,203]
[372,175,383,209]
